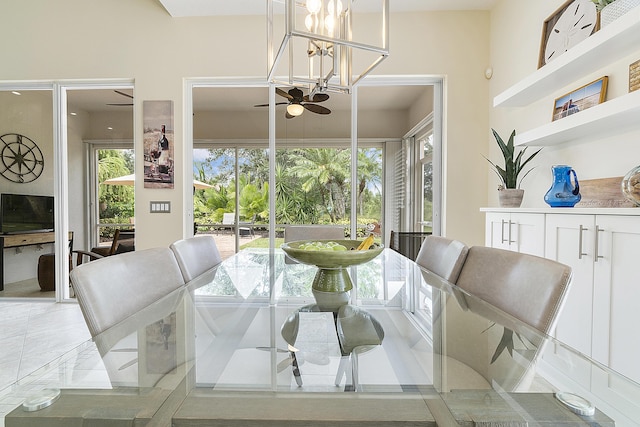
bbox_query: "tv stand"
[0,231,56,291]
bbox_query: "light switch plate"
[150,201,171,213]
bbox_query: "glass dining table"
[2,248,640,426]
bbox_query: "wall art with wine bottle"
[143,100,174,189]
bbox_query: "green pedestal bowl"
[281,239,383,311]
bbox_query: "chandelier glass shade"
[267,0,389,95]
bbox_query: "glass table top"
[2,248,640,426]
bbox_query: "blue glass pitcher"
[544,165,581,207]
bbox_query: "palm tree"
[98,150,134,219]
[357,149,382,215]
[290,148,350,221]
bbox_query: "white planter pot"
[601,0,640,27]
[498,188,524,208]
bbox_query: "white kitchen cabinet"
[544,214,596,358]
[543,212,640,385]
[591,215,640,384]
[484,208,640,385]
[484,211,545,256]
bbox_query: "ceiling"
[156,0,499,18]
[67,0,498,115]
[66,85,428,117]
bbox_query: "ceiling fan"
[254,87,331,118]
[107,90,134,106]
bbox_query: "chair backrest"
[222,212,235,225]
[70,247,185,337]
[415,236,469,283]
[284,225,345,242]
[170,235,222,282]
[455,246,572,334]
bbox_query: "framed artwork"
[538,0,599,69]
[552,76,608,122]
[143,100,174,189]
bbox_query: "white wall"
[1,0,491,249]
[489,0,640,207]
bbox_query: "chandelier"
[267,0,389,95]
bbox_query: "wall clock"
[0,133,45,183]
[539,0,598,68]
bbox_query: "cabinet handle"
[578,225,588,259]
[501,220,507,244]
[594,225,604,262]
[508,221,515,244]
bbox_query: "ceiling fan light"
[287,104,305,116]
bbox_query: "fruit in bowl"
[281,239,383,269]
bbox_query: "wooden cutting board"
[576,176,636,208]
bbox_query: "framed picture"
[538,0,599,69]
[552,76,608,122]
[143,100,174,189]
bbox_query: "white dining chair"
[70,247,186,337]
[456,246,572,335]
[451,245,572,391]
[414,235,469,283]
[170,235,222,282]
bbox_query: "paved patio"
[200,232,264,261]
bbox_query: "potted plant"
[592,0,640,27]
[484,129,542,208]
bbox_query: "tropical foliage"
[192,147,383,231]
[97,147,383,236]
[98,149,134,220]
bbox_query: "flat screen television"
[0,193,54,234]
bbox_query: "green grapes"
[298,241,348,251]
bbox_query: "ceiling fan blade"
[114,90,134,99]
[303,103,331,115]
[303,93,330,103]
[276,87,293,100]
[254,102,288,107]
[106,103,134,106]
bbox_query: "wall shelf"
[494,7,640,108]
[514,89,640,146]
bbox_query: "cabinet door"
[485,212,511,250]
[544,214,595,357]
[485,212,544,255]
[510,213,545,256]
[592,215,640,384]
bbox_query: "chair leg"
[350,351,360,392]
[290,350,303,387]
[335,355,349,386]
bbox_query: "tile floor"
[0,300,90,392]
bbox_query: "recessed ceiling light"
[70,112,77,116]
[107,127,113,130]
[11,91,21,95]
